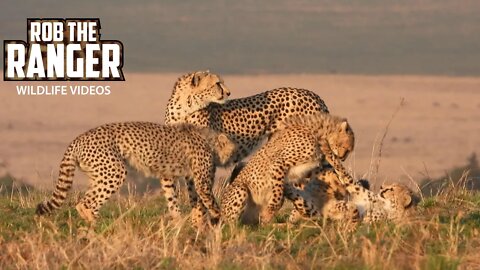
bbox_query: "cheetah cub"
[351,181,418,223]
[219,112,355,225]
[286,168,360,227]
[36,122,236,226]
[295,168,418,223]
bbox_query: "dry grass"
[1,81,479,269]
[1,174,479,270]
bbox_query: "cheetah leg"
[160,178,182,220]
[220,182,249,224]
[76,155,127,223]
[261,163,287,224]
[320,141,355,187]
[284,183,319,219]
[325,200,359,223]
[191,168,221,224]
[186,179,209,228]
[288,209,303,223]
[76,180,98,223]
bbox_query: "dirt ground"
[1,73,479,189]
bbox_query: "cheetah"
[287,169,417,224]
[163,71,232,213]
[36,122,236,226]
[286,168,359,226]
[216,165,359,227]
[165,71,331,217]
[165,71,329,163]
[218,112,355,225]
[341,180,417,223]
[317,149,418,223]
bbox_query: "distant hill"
[1,0,479,75]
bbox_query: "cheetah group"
[37,70,418,229]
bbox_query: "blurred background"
[1,0,480,75]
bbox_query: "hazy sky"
[1,0,479,75]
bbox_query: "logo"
[4,18,125,81]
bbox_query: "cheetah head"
[379,183,418,218]
[203,131,237,167]
[327,120,355,161]
[166,71,230,124]
[181,70,230,109]
[215,133,237,166]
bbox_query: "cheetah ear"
[192,71,204,87]
[340,121,349,132]
[402,193,413,208]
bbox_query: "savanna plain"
[0,73,479,269]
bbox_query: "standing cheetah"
[165,71,330,163]
[163,71,232,213]
[218,113,355,225]
[165,71,331,216]
[36,122,236,225]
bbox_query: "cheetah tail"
[36,144,77,215]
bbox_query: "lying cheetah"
[290,168,417,223]
[364,182,418,222]
[165,71,329,163]
[36,122,236,225]
[219,113,354,225]
[286,168,359,226]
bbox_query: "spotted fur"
[164,71,330,221]
[310,173,417,223]
[287,169,417,225]
[287,168,359,226]
[218,113,355,225]
[165,73,330,164]
[36,122,236,226]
